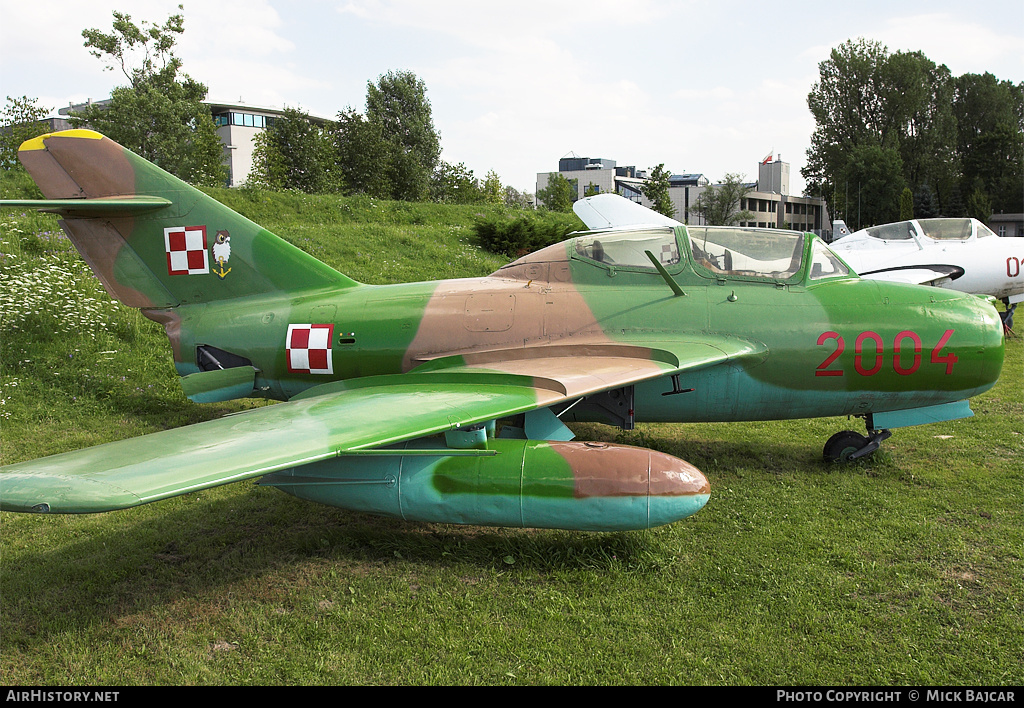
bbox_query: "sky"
[1,0,1022,196]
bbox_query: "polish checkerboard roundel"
[287,324,334,374]
[164,226,209,275]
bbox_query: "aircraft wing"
[573,194,682,230]
[0,337,763,514]
[856,264,965,287]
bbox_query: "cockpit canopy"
[863,217,996,242]
[573,230,680,269]
[571,226,850,282]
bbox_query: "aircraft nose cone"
[944,293,1005,394]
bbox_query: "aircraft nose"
[937,293,1005,396]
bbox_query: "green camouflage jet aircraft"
[0,130,1006,531]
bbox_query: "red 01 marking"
[816,329,957,377]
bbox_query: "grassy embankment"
[1,178,1020,685]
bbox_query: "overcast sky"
[1,0,1022,195]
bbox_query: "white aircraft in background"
[829,218,1022,328]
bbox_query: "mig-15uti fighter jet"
[0,135,1006,531]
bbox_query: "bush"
[473,212,582,258]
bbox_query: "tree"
[899,187,914,221]
[803,39,892,203]
[482,170,503,204]
[334,107,394,198]
[536,173,575,212]
[0,96,50,170]
[804,39,960,215]
[693,174,753,225]
[333,71,442,201]
[966,184,993,223]
[954,73,1024,212]
[641,164,675,218]
[913,183,939,219]
[842,144,906,229]
[430,160,482,204]
[502,185,533,209]
[804,38,1024,218]
[365,70,441,201]
[249,108,339,193]
[70,7,226,186]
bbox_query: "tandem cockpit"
[570,226,852,283]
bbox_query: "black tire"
[823,430,869,463]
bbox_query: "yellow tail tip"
[20,129,105,152]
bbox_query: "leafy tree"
[334,107,395,198]
[430,160,482,204]
[482,170,503,204]
[536,172,575,212]
[249,108,339,193]
[954,73,1024,212]
[641,164,675,218]
[365,70,441,201]
[881,50,958,212]
[804,40,959,214]
[693,173,753,225]
[0,96,51,170]
[503,185,533,209]
[842,144,906,229]
[805,39,1024,218]
[944,182,967,218]
[70,7,225,186]
[333,71,442,201]
[803,38,892,203]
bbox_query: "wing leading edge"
[0,337,764,514]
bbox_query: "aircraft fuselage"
[167,232,1004,428]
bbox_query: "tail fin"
[4,130,358,309]
[831,219,851,241]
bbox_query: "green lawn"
[1,186,1020,685]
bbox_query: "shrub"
[473,212,581,258]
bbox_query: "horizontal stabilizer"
[0,196,172,216]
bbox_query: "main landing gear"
[1000,300,1016,334]
[823,427,892,463]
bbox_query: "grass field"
[1,184,1021,686]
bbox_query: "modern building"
[536,155,649,206]
[59,99,332,187]
[537,153,830,235]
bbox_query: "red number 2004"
[815,329,957,377]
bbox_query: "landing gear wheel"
[823,430,870,463]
